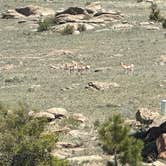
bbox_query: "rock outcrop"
[136,108,160,126]
[2,5,55,19]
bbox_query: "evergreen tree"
[98,114,143,166]
[0,103,68,166]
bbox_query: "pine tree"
[98,114,143,166]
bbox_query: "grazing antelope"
[120,62,134,74]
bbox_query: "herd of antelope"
[50,60,135,74]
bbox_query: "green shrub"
[98,114,143,166]
[0,103,69,166]
[61,24,75,35]
[37,17,55,32]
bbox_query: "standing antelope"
[120,62,134,74]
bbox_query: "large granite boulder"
[136,108,160,126]
[46,107,68,119]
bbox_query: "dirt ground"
[0,0,166,122]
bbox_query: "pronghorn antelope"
[63,61,90,73]
[120,62,134,74]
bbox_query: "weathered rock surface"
[2,5,55,19]
[33,111,55,120]
[15,5,55,17]
[156,134,166,159]
[2,10,26,19]
[136,107,160,125]
[85,81,119,90]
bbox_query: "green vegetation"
[98,114,143,166]
[149,2,163,22]
[37,17,55,32]
[0,103,69,166]
[60,117,80,129]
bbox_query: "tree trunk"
[114,150,118,166]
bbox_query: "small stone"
[73,30,80,35]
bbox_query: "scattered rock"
[143,25,160,30]
[136,108,160,125]
[73,30,80,35]
[160,55,166,65]
[68,130,89,138]
[86,81,119,91]
[95,28,110,33]
[112,23,133,30]
[140,21,154,26]
[46,107,68,119]
[51,149,70,159]
[151,160,166,166]
[113,53,124,57]
[56,141,82,149]
[68,155,103,163]
[156,134,166,159]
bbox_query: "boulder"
[15,5,55,17]
[2,5,55,19]
[156,134,166,159]
[151,160,166,166]
[46,107,68,118]
[68,155,103,163]
[1,10,25,19]
[33,111,55,121]
[56,7,87,16]
[54,14,85,24]
[160,55,166,63]
[72,113,87,123]
[86,81,119,90]
[136,108,160,125]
